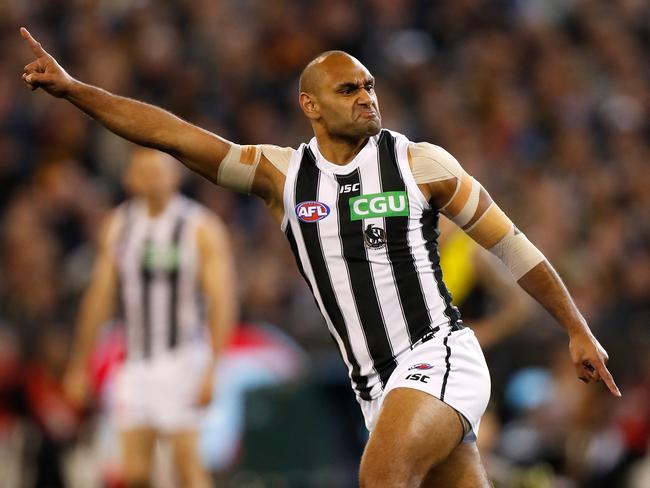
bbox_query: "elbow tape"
[489,228,546,280]
[442,174,545,279]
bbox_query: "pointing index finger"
[595,360,621,397]
[20,27,47,58]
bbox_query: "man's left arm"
[411,142,621,397]
[196,213,238,406]
[516,261,618,393]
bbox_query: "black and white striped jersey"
[112,195,206,361]
[282,129,462,401]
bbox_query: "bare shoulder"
[195,207,229,244]
[98,208,124,249]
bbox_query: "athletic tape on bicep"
[442,174,480,228]
[443,175,545,279]
[217,144,261,193]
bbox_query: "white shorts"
[111,344,210,433]
[358,327,490,442]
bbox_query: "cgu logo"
[295,201,331,222]
[349,191,409,221]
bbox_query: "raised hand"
[20,27,75,97]
[569,329,621,397]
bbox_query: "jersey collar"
[308,132,382,175]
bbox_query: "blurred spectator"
[24,327,81,487]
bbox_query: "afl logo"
[408,363,433,371]
[296,201,330,223]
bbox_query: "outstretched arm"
[411,142,621,397]
[20,27,278,201]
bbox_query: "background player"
[63,148,237,487]
[21,29,619,488]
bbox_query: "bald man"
[23,29,619,488]
[64,149,237,488]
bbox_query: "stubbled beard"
[325,114,382,143]
[364,118,382,135]
[342,117,382,139]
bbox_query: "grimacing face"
[303,54,382,141]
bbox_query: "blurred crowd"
[1,0,649,486]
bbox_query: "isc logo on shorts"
[295,201,330,222]
[405,373,430,383]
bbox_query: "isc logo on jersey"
[295,201,330,222]
[340,183,360,194]
[349,191,409,221]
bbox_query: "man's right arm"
[20,27,276,200]
[62,81,231,183]
[64,213,119,406]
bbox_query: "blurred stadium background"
[1,0,649,487]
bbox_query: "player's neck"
[315,132,368,165]
[145,194,173,218]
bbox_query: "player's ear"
[299,92,320,120]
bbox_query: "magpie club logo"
[363,224,386,250]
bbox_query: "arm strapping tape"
[409,140,545,280]
[444,174,545,279]
[442,173,481,228]
[489,226,546,280]
[216,144,262,193]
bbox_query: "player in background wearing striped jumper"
[63,149,237,488]
[22,28,619,488]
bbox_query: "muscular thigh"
[169,430,201,472]
[120,427,156,481]
[360,388,466,487]
[168,430,211,488]
[422,442,491,488]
